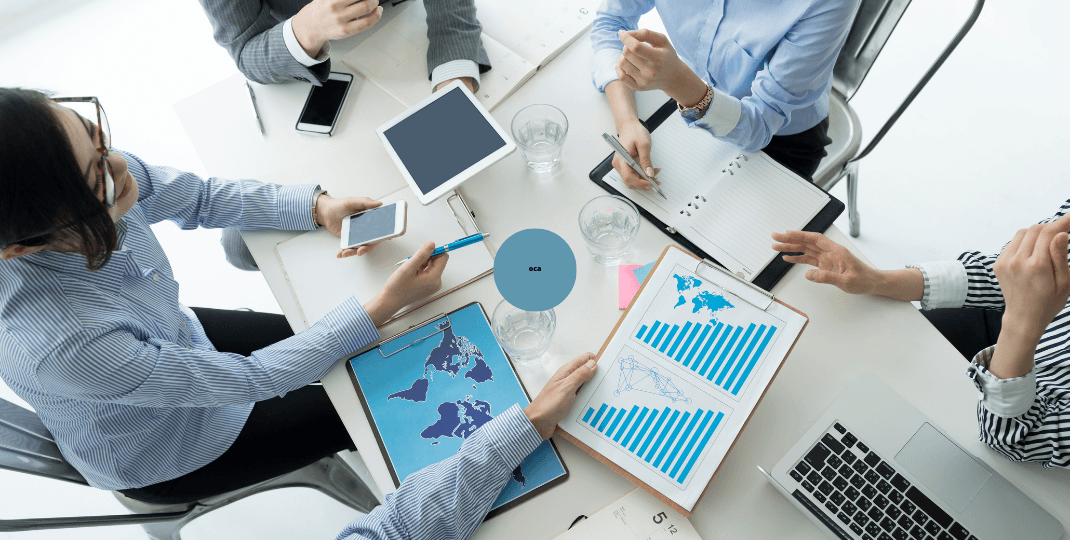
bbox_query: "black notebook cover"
[589,99,845,292]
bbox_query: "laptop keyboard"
[787,422,979,540]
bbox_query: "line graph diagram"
[614,356,691,404]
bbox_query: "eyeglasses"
[55,97,114,209]
[4,97,113,249]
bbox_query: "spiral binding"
[720,154,748,176]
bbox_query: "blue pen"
[394,232,490,266]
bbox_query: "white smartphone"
[339,200,408,250]
[295,72,354,136]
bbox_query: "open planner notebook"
[591,101,844,289]
[342,0,600,110]
[274,189,493,330]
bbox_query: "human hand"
[314,195,384,257]
[612,119,660,191]
[994,213,1070,337]
[433,77,475,93]
[524,353,599,439]
[772,231,880,295]
[363,242,448,326]
[292,0,383,58]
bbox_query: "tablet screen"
[382,88,507,195]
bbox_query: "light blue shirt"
[335,405,542,540]
[0,151,380,490]
[591,0,858,152]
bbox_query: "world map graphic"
[672,274,734,323]
[385,324,526,487]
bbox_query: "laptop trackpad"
[895,423,991,513]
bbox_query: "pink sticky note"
[619,264,642,310]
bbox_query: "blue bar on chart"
[639,319,777,397]
[580,402,726,484]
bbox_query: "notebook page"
[475,0,600,68]
[604,112,738,228]
[341,1,534,111]
[680,153,829,281]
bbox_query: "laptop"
[760,373,1063,540]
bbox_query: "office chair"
[813,0,985,237]
[0,396,380,540]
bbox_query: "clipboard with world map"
[557,245,808,516]
[346,301,568,519]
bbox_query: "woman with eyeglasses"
[0,88,448,504]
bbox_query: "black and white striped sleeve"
[964,199,1070,468]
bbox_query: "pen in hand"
[246,81,265,136]
[602,132,667,199]
[394,232,490,266]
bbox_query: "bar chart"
[634,319,777,397]
[580,401,725,485]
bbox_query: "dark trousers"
[763,116,832,182]
[921,307,1003,360]
[119,308,355,505]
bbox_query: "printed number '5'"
[653,512,667,524]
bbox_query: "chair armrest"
[0,508,194,532]
[852,0,984,163]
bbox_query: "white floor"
[0,0,1065,539]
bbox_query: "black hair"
[0,88,116,269]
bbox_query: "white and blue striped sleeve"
[589,0,653,92]
[36,297,378,407]
[120,150,318,231]
[334,405,542,540]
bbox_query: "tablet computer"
[377,80,516,205]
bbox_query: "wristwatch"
[311,188,328,226]
[678,82,714,119]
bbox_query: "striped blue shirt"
[0,151,380,490]
[335,405,542,540]
[591,0,858,151]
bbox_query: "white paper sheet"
[558,248,806,511]
[604,112,830,282]
[553,489,702,540]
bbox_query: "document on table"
[552,489,702,540]
[342,0,599,110]
[603,112,830,282]
[558,247,807,513]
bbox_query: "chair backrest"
[0,397,88,485]
[833,0,912,101]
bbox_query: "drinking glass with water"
[510,104,568,173]
[578,195,640,265]
[491,299,556,365]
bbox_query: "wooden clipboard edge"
[558,245,808,517]
[346,301,571,520]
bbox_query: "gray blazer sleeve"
[197,0,331,85]
[424,0,491,78]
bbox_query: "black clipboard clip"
[377,312,452,358]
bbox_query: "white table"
[175,29,1070,540]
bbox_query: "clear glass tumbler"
[510,104,568,173]
[578,195,640,265]
[491,299,556,365]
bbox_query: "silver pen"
[245,81,265,136]
[602,132,667,200]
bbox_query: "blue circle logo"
[494,229,577,311]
